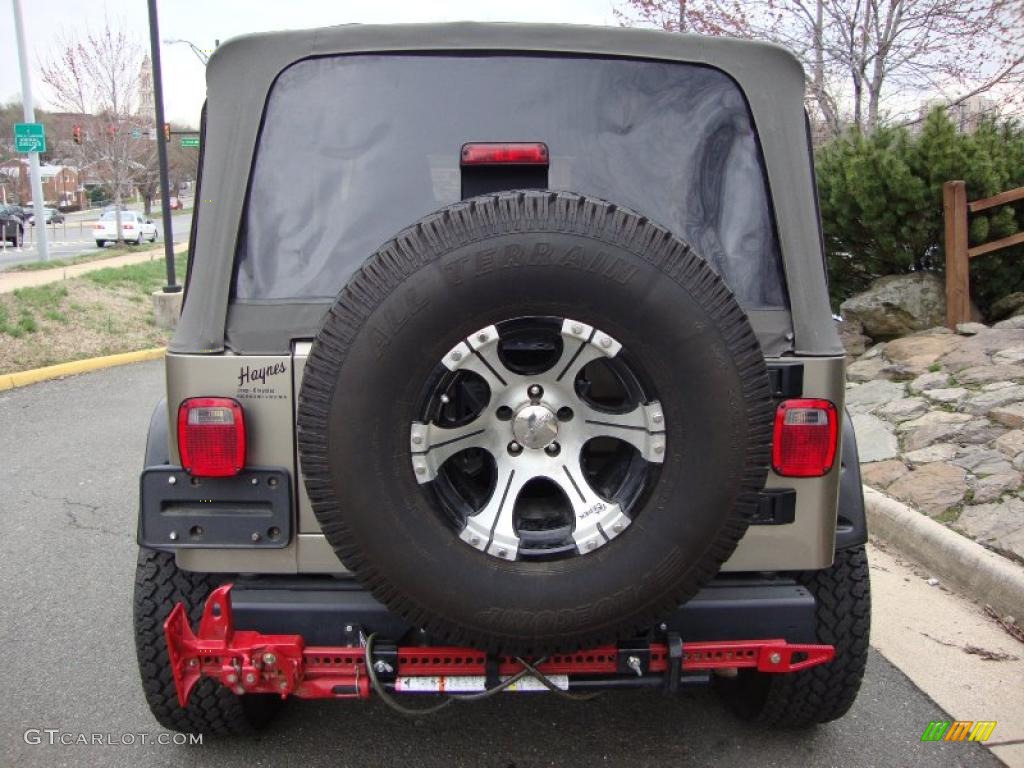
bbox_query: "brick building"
[0,159,86,208]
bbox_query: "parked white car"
[94,211,159,246]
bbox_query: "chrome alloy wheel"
[410,317,666,562]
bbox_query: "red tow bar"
[164,584,835,707]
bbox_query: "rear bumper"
[228,574,818,645]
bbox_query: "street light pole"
[163,38,210,65]
[12,0,49,260]
[146,0,179,293]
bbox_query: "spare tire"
[298,190,771,653]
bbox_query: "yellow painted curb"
[0,347,166,392]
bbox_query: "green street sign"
[14,122,45,153]
[131,128,142,139]
[180,137,199,148]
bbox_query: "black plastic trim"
[143,399,170,467]
[228,575,816,646]
[836,408,868,550]
[138,466,293,549]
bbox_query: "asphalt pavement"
[0,212,191,268]
[0,361,1004,768]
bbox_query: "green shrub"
[816,109,1024,314]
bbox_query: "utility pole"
[146,0,179,292]
[12,0,49,261]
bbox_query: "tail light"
[177,398,246,477]
[123,224,134,230]
[461,142,549,165]
[772,399,838,477]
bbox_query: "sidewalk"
[0,242,188,294]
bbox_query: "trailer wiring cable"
[363,632,601,715]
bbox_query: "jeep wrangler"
[135,22,869,735]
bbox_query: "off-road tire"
[717,545,870,727]
[298,189,772,654]
[133,548,282,735]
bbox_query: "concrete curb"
[864,486,1024,621]
[0,347,165,392]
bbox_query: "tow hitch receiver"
[164,585,835,707]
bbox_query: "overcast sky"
[2,0,618,126]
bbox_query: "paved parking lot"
[0,361,1001,767]
[0,211,191,267]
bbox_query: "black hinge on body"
[766,364,804,399]
[750,488,797,525]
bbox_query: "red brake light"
[461,142,549,166]
[177,397,246,477]
[772,399,838,478]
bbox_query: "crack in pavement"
[29,490,122,537]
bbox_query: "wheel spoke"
[442,324,519,392]
[577,401,666,463]
[552,318,621,384]
[550,459,632,553]
[460,464,528,560]
[410,415,493,483]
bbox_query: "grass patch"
[935,507,962,524]
[5,243,156,272]
[0,252,187,374]
[85,254,186,294]
[928,362,942,372]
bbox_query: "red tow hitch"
[164,584,835,707]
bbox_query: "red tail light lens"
[772,399,838,477]
[177,397,246,477]
[461,142,549,165]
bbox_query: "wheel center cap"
[512,404,559,450]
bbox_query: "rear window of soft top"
[234,54,788,309]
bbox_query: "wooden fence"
[944,180,1024,328]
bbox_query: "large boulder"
[837,318,871,358]
[840,273,946,339]
[989,291,1024,321]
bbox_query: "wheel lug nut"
[477,332,489,343]
[450,350,462,361]
[544,442,560,456]
[599,336,612,349]
[528,384,543,399]
[508,441,523,456]
[572,323,584,335]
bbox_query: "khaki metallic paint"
[168,349,844,574]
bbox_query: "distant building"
[138,56,155,121]
[914,95,997,134]
[0,159,85,208]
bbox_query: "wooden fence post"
[943,180,970,329]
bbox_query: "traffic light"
[163,123,171,142]
[72,124,81,144]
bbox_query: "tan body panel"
[170,349,844,574]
